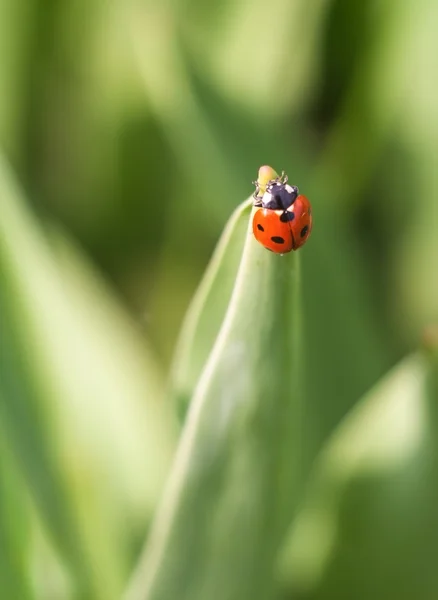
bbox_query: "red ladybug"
[252,176,312,253]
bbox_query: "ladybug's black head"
[262,183,299,210]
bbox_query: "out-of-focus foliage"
[279,348,438,600]
[0,0,437,598]
[0,152,176,598]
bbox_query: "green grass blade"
[169,196,253,418]
[126,192,303,600]
[278,348,438,600]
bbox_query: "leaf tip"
[255,165,280,197]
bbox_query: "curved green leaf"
[169,165,279,418]
[278,349,438,600]
[126,191,303,600]
[169,197,252,417]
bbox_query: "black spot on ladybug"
[257,224,264,232]
[271,236,285,245]
[280,211,295,223]
[300,225,309,238]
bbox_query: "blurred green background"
[1,0,437,598]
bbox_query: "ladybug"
[252,174,312,253]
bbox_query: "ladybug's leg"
[267,172,287,187]
[277,171,288,184]
[252,180,264,205]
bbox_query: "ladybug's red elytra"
[252,172,312,253]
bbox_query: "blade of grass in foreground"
[169,166,283,419]
[169,196,253,418]
[126,170,303,600]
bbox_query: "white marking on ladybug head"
[285,184,293,193]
